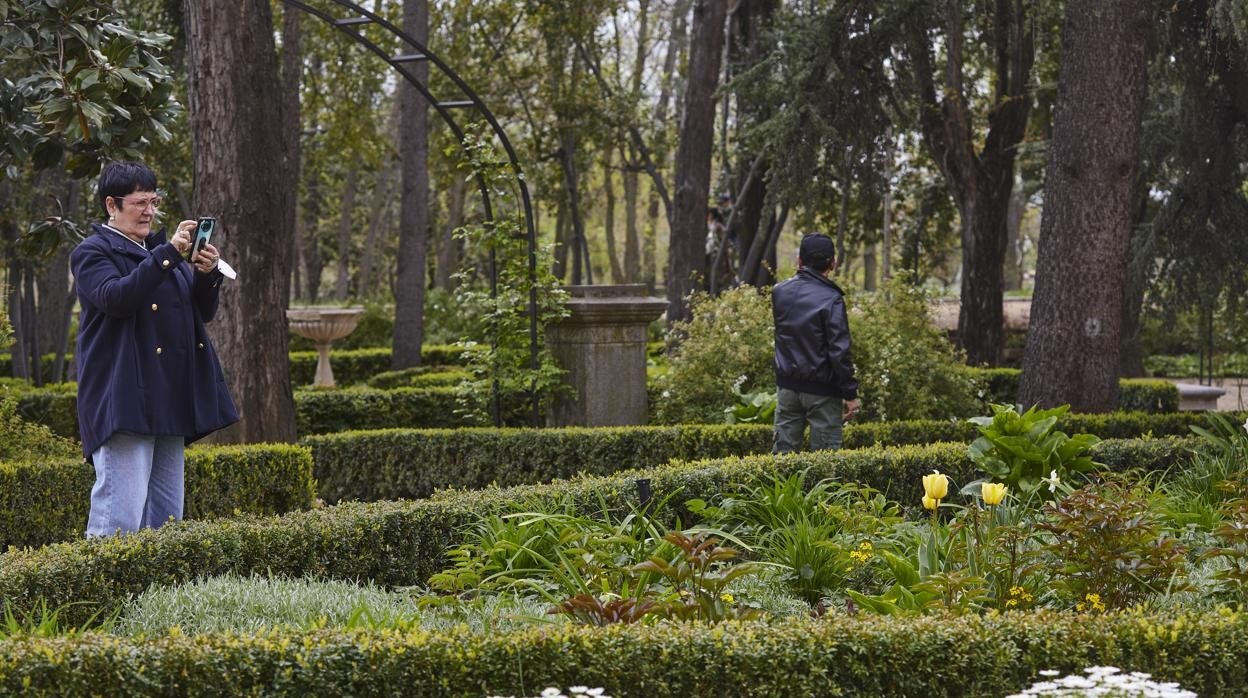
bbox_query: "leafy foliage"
[652,286,775,424]
[1039,476,1189,611]
[451,126,569,426]
[0,0,179,178]
[968,404,1101,500]
[848,278,984,422]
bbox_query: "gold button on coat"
[155,347,163,355]
[161,259,170,268]
[197,342,205,349]
[151,303,158,311]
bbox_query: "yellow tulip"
[922,470,949,500]
[921,495,938,511]
[982,482,1008,506]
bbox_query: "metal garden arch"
[279,0,540,426]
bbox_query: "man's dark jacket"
[71,224,239,459]
[772,267,858,399]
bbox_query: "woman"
[72,161,239,537]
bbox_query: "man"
[772,233,860,452]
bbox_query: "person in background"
[771,233,860,452]
[72,161,238,537]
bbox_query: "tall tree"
[666,0,728,325]
[184,0,296,442]
[391,0,430,369]
[901,0,1036,366]
[1019,0,1153,411]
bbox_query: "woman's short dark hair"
[97,161,157,214]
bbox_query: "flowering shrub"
[847,277,983,421]
[653,286,775,424]
[653,277,984,424]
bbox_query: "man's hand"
[844,398,861,421]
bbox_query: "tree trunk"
[280,4,302,306]
[357,167,392,299]
[391,0,430,369]
[906,0,1034,366]
[559,127,590,286]
[434,173,465,291]
[645,0,693,292]
[1003,184,1026,291]
[602,155,624,283]
[666,0,728,325]
[1018,0,1151,411]
[334,156,360,300]
[622,149,641,283]
[184,0,296,443]
[301,167,324,303]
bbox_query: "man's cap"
[799,233,835,264]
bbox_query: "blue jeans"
[773,388,844,453]
[86,432,185,537]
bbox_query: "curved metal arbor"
[279,0,540,426]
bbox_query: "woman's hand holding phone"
[171,220,196,255]
[192,242,220,274]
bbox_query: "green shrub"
[653,286,776,424]
[364,367,470,390]
[0,444,316,549]
[303,412,1246,503]
[848,278,983,421]
[289,346,470,387]
[3,383,484,439]
[653,281,983,424]
[0,436,1194,626]
[304,424,775,503]
[0,397,77,462]
[970,368,1180,413]
[0,613,1245,696]
[1146,353,1248,378]
[295,386,476,436]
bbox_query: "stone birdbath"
[286,307,365,387]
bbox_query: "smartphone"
[193,216,216,257]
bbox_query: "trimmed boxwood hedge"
[7,384,480,439]
[0,436,1194,625]
[0,444,316,550]
[0,612,1244,696]
[305,424,776,503]
[304,411,1242,503]
[972,368,1180,412]
[289,345,467,387]
[295,386,475,435]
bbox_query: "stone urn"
[286,307,365,387]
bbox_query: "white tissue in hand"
[218,259,237,280]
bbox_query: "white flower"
[1242,416,1247,435]
[1045,469,1061,493]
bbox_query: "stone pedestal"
[547,285,667,427]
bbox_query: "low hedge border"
[305,411,1243,503]
[971,368,1180,412]
[7,385,480,439]
[0,345,469,391]
[295,386,474,435]
[0,444,317,550]
[0,436,1195,625]
[289,345,468,387]
[1,612,1244,696]
[305,424,776,503]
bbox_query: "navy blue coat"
[71,224,239,458]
